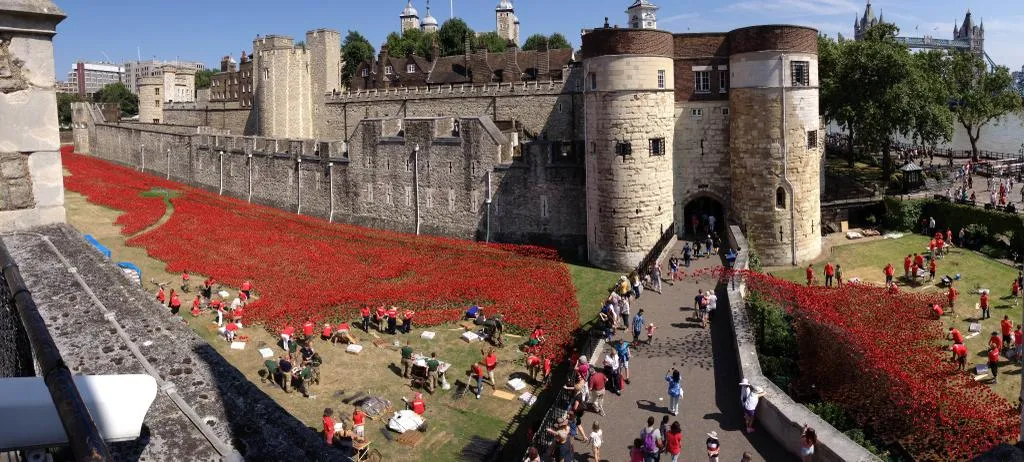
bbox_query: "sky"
[51,0,1024,77]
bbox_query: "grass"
[769,234,1022,402]
[64,181,619,461]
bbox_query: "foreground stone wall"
[0,2,66,231]
[725,225,879,462]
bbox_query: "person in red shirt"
[930,303,943,319]
[903,255,912,278]
[914,253,925,270]
[951,343,967,371]
[180,270,190,293]
[352,407,367,440]
[887,282,899,295]
[527,353,542,381]
[386,306,399,334]
[823,262,835,288]
[946,228,953,244]
[588,369,607,416]
[320,323,333,341]
[543,357,552,380]
[323,408,339,446]
[1013,279,1021,302]
[224,322,239,342]
[471,362,486,399]
[805,264,814,286]
[214,300,224,326]
[375,306,387,333]
[361,306,371,332]
[1015,325,1024,359]
[281,325,296,353]
[980,291,991,319]
[402,309,415,334]
[929,240,936,258]
[884,263,894,285]
[910,262,919,281]
[190,295,202,316]
[156,286,166,304]
[1001,316,1013,347]
[333,322,354,344]
[169,291,181,314]
[238,291,248,303]
[406,391,426,415]
[240,280,252,298]
[928,259,937,282]
[948,327,964,344]
[302,320,316,340]
[989,332,1003,351]
[947,286,959,316]
[528,325,545,346]
[988,347,1001,383]
[937,238,945,258]
[481,348,498,386]
[665,421,683,460]
[231,306,244,325]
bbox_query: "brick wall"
[728,25,819,55]
[581,28,674,59]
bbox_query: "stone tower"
[954,10,985,56]
[581,28,675,271]
[728,25,822,266]
[626,0,659,29]
[306,28,342,138]
[400,1,420,33]
[253,35,312,139]
[0,0,67,231]
[854,1,880,41]
[422,0,438,33]
[138,76,164,124]
[496,0,518,44]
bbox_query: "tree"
[475,32,508,53]
[947,52,1023,161]
[342,31,375,86]
[194,69,215,90]
[522,33,572,51]
[437,18,473,57]
[92,82,138,117]
[57,92,83,127]
[385,28,437,59]
[906,50,954,151]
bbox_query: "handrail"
[0,241,111,461]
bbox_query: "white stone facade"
[584,55,675,271]
[673,101,731,234]
[138,77,164,124]
[255,37,313,139]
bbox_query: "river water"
[830,113,1024,154]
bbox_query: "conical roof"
[401,0,418,18]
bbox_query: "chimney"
[537,38,550,80]
[431,34,440,62]
[464,34,473,81]
[380,44,391,89]
[472,48,491,84]
[220,56,230,72]
[503,40,522,83]
[241,50,248,64]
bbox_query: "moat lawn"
[769,234,1023,402]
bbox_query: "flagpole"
[450,0,453,18]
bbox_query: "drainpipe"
[485,170,492,242]
[247,153,253,203]
[780,54,798,265]
[414,144,421,235]
[166,148,171,180]
[328,161,335,223]
[296,156,303,215]
[140,144,145,172]
[218,150,224,195]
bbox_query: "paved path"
[574,242,795,462]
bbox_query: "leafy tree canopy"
[947,52,1023,160]
[194,69,215,90]
[437,18,473,57]
[93,82,138,117]
[342,30,375,85]
[57,92,84,127]
[385,28,437,60]
[522,33,572,51]
[475,32,508,54]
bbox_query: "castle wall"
[306,29,342,139]
[728,26,822,266]
[673,101,731,231]
[582,35,676,270]
[138,77,163,124]
[256,38,313,139]
[163,106,255,135]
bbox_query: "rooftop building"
[65,61,123,97]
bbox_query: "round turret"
[138,76,163,124]
[496,0,514,12]
[727,25,822,265]
[581,28,675,271]
[401,1,419,18]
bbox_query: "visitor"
[1002,316,1014,349]
[981,291,991,319]
[952,342,967,371]
[683,243,692,267]
[904,254,912,279]
[603,348,621,395]
[726,248,737,268]
[929,216,936,236]
[615,339,632,385]
[989,346,1001,383]
[669,257,681,281]
[386,306,398,334]
[884,263,894,286]
[835,264,844,287]
[705,234,713,256]
[629,438,645,462]
[576,355,590,381]
[400,341,415,378]
[402,309,415,334]
[708,214,717,232]
[650,262,663,294]
[706,431,721,462]
[280,325,295,353]
[589,421,603,462]
[632,310,646,343]
[545,416,573,462]
[958,227,966,247]
[665,368,682,416]
[659,416,670,460]
[523,447,541,462]
[481,348,498,386]
[632,272,643,299]
[805,264,814,286]
[646,322,657,344]
[740,451,753,462]
[639,416,664,462]
[1016,325,1024,360]
[739,378,763,433]
[361,306,371,332]
[471,361,486,399]
[824,261,835,287]
[706,289,718,321]
[801,425,817,462]
[664,421,682,462]
[588,368,607,416]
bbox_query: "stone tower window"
[807,130,818,149]
[791,61,810,87]
[540,195,549,218]
[385,65,394,75]
[657,70,666,89]
[719,70,729,93]
[366,183,374,203]
[362,68,369,77]
[615,141,632,157]
[407,64,416,73]
[155,87,160,95]
[694,71,710,93]
[776,187,787,209]
[649,138,666,156]
[588,73,597,91]
[264,68,270,80]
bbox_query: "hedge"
[883,197,1024,249]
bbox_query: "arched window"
[776,187,787,209]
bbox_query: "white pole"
[414,144,421,235]
[328,162,335,223]
[140,145,145,172]
[296,157,302,215]
[166,148,170,180]
[247,153,253,203]
[218,151,224,195]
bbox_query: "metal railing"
[0,240,111,461]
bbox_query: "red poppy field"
[733,269,1019,460]
[62,150,580,361]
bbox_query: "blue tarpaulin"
[83,234,111,258]
[116,262,142,284]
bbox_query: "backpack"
[642,428,660,454]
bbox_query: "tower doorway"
[683,196,725,239]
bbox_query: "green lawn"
[567,263,619,328]
[770,234,1023,401]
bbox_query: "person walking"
[603,348,621,395]
[739,378,763,433]
[639,416,664,462]
[801,425,817,462]
[615,339,632,385]
[706,431,721,462]
[632,310,646,343]
[665,368,682,415]
[989,346,1001,384]
[588,368,607,416]
[805,264,814,286]
[835,264,844,287]
[650,263,663,294]
[545,416,573,462]
[981,290,991,319]
[589,421,603,462]
[824,261,835,288]
[664,421,682,462]
[1001,316,1013,349]
[947,285,959,317]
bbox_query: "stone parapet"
[326,80,572,103]
[725,225,879,462]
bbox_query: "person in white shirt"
[739,378,764,433]
[603,350,621,395]
[589,421,602,462]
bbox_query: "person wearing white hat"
[545,416,573,462]
[705,430,720,462]
[739,378,765,433]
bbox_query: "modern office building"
[65,61,124,97]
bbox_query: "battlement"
[327,79,575,103]
[255,34,295,50]
[195,133,346,160]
